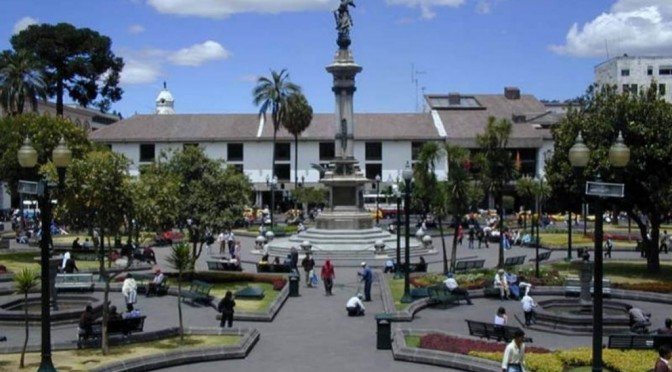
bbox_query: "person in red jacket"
[321,259,336,296]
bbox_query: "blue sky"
[2,0,671,117]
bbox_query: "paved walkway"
[1,225,671,371]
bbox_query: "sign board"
[18,181,38,195]
[585,181,625,198]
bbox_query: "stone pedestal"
[576,260,594,305]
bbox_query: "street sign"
[18,181,38,195]
[585,181,625,198]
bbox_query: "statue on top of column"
[334,0,356,48]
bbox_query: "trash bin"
[288,271,300,297]
[375,313,394,350]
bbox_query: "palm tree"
[283,92,313,188]
[252,69,301,221]
[0,50,46,116]
[166,243,192,344]
[14,267,38,368]
[476,117,517,268]
[414,142,446,271]
[445,145,481,272]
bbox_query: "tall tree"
[0,50,46,116]
[14,267,38,369]
[413,142,447,270]
[161,146,253,269]
[130,163,180,236]
[283,92,313,188]
[0,113,91,208]
[445,145,483,272]
[10,23,124,116]
[546,83,672,272]
[476,117,517,268]
[166,243,191,344]
[252,69,300,213]
[57,150,133,354]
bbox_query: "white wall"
[1,183,10,210]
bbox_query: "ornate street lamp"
[392,184,402,279]
[374,174,381,225]
[18,136,72,372]
[400,162,413,303]
[568,130,629,372]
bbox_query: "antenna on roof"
[163,81,167,89]
[411,63,426,113]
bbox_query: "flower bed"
[419,333,550,354]
[612,281,672,293]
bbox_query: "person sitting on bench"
[108,305,122,321]
[72,237,83,250]
[146,268,165,297]
[346,293,366,316]
[64,256,79,274]
[78,304,95,340]
[443,273,473,305]
[494,269,510,301]
[657,318,672,335]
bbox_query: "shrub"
[612,281,672,293]
[470,351,564,372]
[556,347,657,372]
[419,333,550,355]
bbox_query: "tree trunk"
[177,273,184,343]
[450,215,459,273]
[20,291,28,368]
[498,195,504,268]
[294,134,299,189]
[100,230,110,355]
[648,219,662,272]
[56,79,64,116]
[438,215,447,274]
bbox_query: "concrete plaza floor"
[1,224,670,371]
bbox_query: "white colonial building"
[88,85,557,210]
[595,55,672,102]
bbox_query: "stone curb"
[391,328,500,372]
[215,282,290,322]
[90,327,260,372]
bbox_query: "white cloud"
[147,0,335,18]
[128,24,145,34]
[385,0,465,20]
[550,0,672,57]
[120,58,162,84]
[12,16,38,34]
[238,74,260,83]
[476,1,491,14]
[168,41,230,66]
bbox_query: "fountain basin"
[533,298,631,334]
[0,295,104,325]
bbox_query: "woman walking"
[321,259,335,296]
[122,274,138,312]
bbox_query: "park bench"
[78,316,146,348]
[234,286,265,299]
[453,259,485,273]
[564,276,612,296]
[207,260,242,272]
[135,273,169,296]
[529,251,551,263]
[465,320,533,343]
[503,255,526,268]
[256,263,293,273]
[55,273,94,292]
[182,280,214,305]
[607,334,654,349]
[427,284,461,308]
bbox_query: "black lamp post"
[567,210,573,261]
[18,136,72,372]
[266,175,278,229]
[568,131,630,372]
[534,174,545,278]
[393,184,402,279]
[374,174,381,225]
[400,162,413,303]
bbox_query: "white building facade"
[595,55,672,102]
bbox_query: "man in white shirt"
[520,293,537,326]
[501,329,526,372]
[443,273,473,305]
[346,293,365,316]
[494,269,510,300]
[628,305,651,334]
[217,231,225,255]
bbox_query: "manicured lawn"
[552,260,672,284]
[0,251,99,273]
[168,281,278,312]
[0,335,239,371]
[389,277,408,310]
[405,335,420,348]
[538,233,637,249]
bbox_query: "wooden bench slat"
[529,251,552,262]
[465,319,533,343]
[503,255,526,267]
[454,259,485,273]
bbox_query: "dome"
[155,81,175,115]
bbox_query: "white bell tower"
[155,81,175,115]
